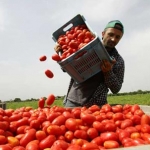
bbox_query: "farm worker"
[54,20,125,108]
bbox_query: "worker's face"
[102,28,123,49]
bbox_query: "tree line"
[1,90,150,102]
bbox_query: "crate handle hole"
[63,23,73,32]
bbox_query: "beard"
[106,40,116,48]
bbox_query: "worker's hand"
[54,44,62,54]
[100,59,116,73]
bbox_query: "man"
[55,20,125,108]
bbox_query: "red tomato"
[115,120,122,128]
[104,122,116,132]
[4,109,14,117]
[25,140,39,150]
[74,130,88,140]
[112,105,123,113]
[123,141,135,147]
[93,121,105,133]
[51,53,61,61]
[20,129,36,147]
[119,130,130,142]
[113,112,124,121]
[91,136,103,146]
[88,105,100,112]
[141,124,150,133]
[71,108,81,119]
[47,112,61,122]
[130,104,140,114]
[58,40,66,46]
[120,119,133,129]
[80,113,96,126]
[125,112,133,119]
[36,130,47,141]
[39,55,47,61]
[100,132,119,143]
[30,120,41,130]
[65,118,78,132]
[78,43,86,49]
[39,135,56,149]
[78,125,88,132]
[67,144,82,150]
[12,146,25,150]
[130,132,141,139]
[135,124,142,132]
[141,133,150,144]
[85,31,93,39]
[38,98,45,108]
[67,33,74,39]
[104,140,119,149]
[9,114,22,122]
[60,125,66,135]
[78,32,85,40]
[87,128,98,139]
[69,40,78,49]
[15,134,24,141]
[46,94,55,106]
[64,131,74,142]
[123,104,132,111]
[0,135,7,145]
[84,38,90,43]
[7,136,20,147]
[16,117,29,127]
[125,126,138,134]
[52,140,69,150]
[82,142,99,150]
[0,121,9,131]
[0,145,12,150]
[121,137,133,146]
[131,115,141,125]
[76,119,83,126]
[62,111,74,119]
[47,124,62,136]
[22,112,31,118]
[45,69,54,78]
[62,44,68,50]
[132,138,146,146]
[141,114,150,125]
[71,138,87,147]
[52,115,66,126]
[0,129,5,135]
[134,109,144,116]
[106,112,114,119]
[101,104,112,113]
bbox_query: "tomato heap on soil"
[52,24,95,61]
[0,104,150,150]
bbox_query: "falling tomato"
[45,69,54,78]
[46,94,55,106]
[39,55,47,61]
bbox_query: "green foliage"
[107,93,150,105]
[7,101,38,109]
[5,93,150,110]
[14,98,21,102]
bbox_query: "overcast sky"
[0,0,150,101]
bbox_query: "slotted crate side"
[59,37,109,83]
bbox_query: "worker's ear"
[102,31,105,40]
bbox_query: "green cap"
[104,20,124,34]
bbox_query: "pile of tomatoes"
[0,104,150,150]
[52,24,95,61]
